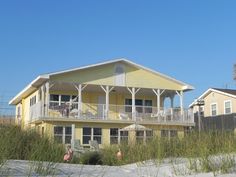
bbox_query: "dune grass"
[0,125,64,164]
[1,125,236,175]
[101,131,236,166]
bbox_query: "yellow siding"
[50,62,184,90]
[125,65,183,90]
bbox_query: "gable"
[50,61,184,90]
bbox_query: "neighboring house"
[189,88,236,117]
[9,58,194,147]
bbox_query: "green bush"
[80,151,103,165]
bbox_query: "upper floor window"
[114,64,125,86]
[224,100,232,114]
[211,103,217,116]
[30,96,36,107]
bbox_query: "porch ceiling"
[49,82,177,97]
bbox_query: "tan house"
[9,58,194,147]
[189,88,236,117]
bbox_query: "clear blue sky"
[0,0,236,108]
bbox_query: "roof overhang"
[9,75,49,105]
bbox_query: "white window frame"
[211,103,217,116]
[224,100,232,114]
[53,125,72,144]
[82,127,102,145]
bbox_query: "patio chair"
[119,113,129,120]
[71,139,85,156]
[89,140,99,151]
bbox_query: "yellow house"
[189,88,236,117]
[9,59,194,147]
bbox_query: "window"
[114,64,125,86]
[82,127,102,145]
[170,130,177,137]
[211,103,217,116]
[93,128,102,144]
[161,130,169,138]
[30,96,36,107]
[161,129,177,138]
[61,95,70,106]
[125,99,143,113]
[146,130,153,141]
[136,131,144,143]
[54,126,63,143]
[54,126,72,144]
[65,127,72,144]
[144,100,152,113]
[120,131,128,143]
[110,128,119,144]
[224,101,231,114]
[83,127,91,144]
[50,94,59,107]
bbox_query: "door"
[97,96,105,119]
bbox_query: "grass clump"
[0,125,64,163]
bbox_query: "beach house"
[9,59,194,147]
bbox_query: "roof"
[189,88,236,108]
[9,58,194,105]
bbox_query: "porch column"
[45,82,50,117]
[74,84,87,118]
[152,89,165,119]
[71,124,75,148]
[41,86,45,117]
[127,87,140,121]
[170,94,174,121]
[176,90,184,120]
[101,85,114,119]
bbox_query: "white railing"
[29,101,42,122]
[30,102,194,124]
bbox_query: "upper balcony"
[29,101,194,125]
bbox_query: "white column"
[71,124,75,148]
[170,95,174,121]
[74,84,87,118]
[152,89,165,119]
[45,82,49,117]
[41,86,45,117]
[176,90,184,121]
[127,87,140,121]
[101,85,114,119]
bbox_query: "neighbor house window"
[110,128,119,144]
[224,101,232,114]
[54,126,72,144]
[82,127,102,145]
[211,103,217,116]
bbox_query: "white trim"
[210,103,218,116]
[9,75,49,105]
[189,88,236,108]
[224,100,232,114]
